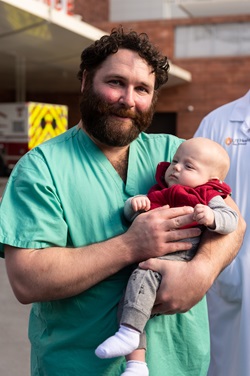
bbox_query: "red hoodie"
[148,162,231,219]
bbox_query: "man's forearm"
[4,235,135,304]
[4,206,203,305]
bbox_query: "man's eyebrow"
[105,74,124,80]
[105,74,153,89]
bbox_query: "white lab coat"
[194,90,250,376]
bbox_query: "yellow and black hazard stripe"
[28,103,68,150]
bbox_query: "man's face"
[80,49,157,147]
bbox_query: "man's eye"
[137,86,148,93]
[109,80,122,86]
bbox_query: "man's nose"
[119,88,135,108]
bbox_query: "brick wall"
[74,0,109,23]
[157,55,250,139]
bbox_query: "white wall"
[110,0,187,21]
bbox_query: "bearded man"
[0,27,245,376]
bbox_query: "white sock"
[121,360,149,376]
[95,325,140,359]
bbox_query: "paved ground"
[0,178,30,376]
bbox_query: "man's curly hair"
[77,27,169,90]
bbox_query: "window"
[175,22,250,58]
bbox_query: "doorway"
[146,112,176,135]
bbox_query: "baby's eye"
[186,164,194,170]
[172,159,178,164]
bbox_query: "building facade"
[1,0,250,139]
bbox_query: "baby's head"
[165,137,230,188]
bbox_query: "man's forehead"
[100,49,154,77]
[92,50,155,92]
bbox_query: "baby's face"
[165,141,215,188]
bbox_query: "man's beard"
[80,83,157,147]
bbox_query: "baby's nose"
[174,163,181,171]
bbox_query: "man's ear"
[81,70,87,93]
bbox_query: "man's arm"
[5,206,201,304]
[139,196,246,314]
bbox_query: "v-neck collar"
[77,127,138,196]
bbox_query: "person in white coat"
[194,90,250,376]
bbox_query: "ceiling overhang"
[0,0,192,98]
[167,62,192,87]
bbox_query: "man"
[194,90,250,376]
[0,28,245,376]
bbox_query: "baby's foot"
[95,325,140,359]
[121,360,149,376]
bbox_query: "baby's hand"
[193,204,215,229]
[131,196,151,212]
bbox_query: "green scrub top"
[0,126,209,375]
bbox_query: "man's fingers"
[154,206,195,229]
[139,258,162,272]
[165,227,201,242]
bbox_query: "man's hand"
[139,257,208,314]
[123,205,201,264]
[138,196,245,314]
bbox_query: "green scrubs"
[0,126,209,375]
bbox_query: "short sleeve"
[0,152,68,256]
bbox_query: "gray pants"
[119,236,200,349]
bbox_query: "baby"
[95,137,238,376]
